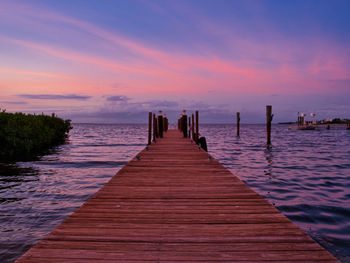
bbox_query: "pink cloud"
[0,36,145,74]
[1,0,349,100]
[0,66,70,79]
[0,2,264,77]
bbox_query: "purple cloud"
[106,95,130,102]
[2,101,28,105]
[18,94,91,100]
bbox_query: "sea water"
[0,123,349,262]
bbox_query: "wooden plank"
[16,130,337,262]
[21,249,336,261]
[35,240,325,251]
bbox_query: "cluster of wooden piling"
[148,111,168,145]
[172,105,274,149]
[149,104,345,149]
[177,110,199,143]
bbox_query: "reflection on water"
[264,148,273,177]
[0,123,349,262]
[201,124,350,262]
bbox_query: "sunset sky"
[1,0,349,123]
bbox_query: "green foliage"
[318,118,350,124]
[0,111,72,162]
[330,118,343,124]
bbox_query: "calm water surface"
[0,123,349,262]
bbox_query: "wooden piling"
[158,111,163,138]
[148,112,152,145]
[189,117,191,138]
[179,115,183,131]
[192,113,195,141]
[266,105,272,145]
[162,114,166,133]
[163,114,168,132]
[153,113,157,141]
[236,112,240,137]
[182,110,188,138]
[195,110,199,143]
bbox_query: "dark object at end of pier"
[198,137,208,152]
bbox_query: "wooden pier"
[17,130,337,262]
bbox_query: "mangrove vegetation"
[0,111,72,162]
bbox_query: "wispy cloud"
[0,2,272,93]
[1,101,28,105]
[0,67,69,79]
[143,100,179,109]
[18,94,91,100]
[0,36,145,75]
[106,95,130,102]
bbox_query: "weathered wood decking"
[17,130,337,262]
